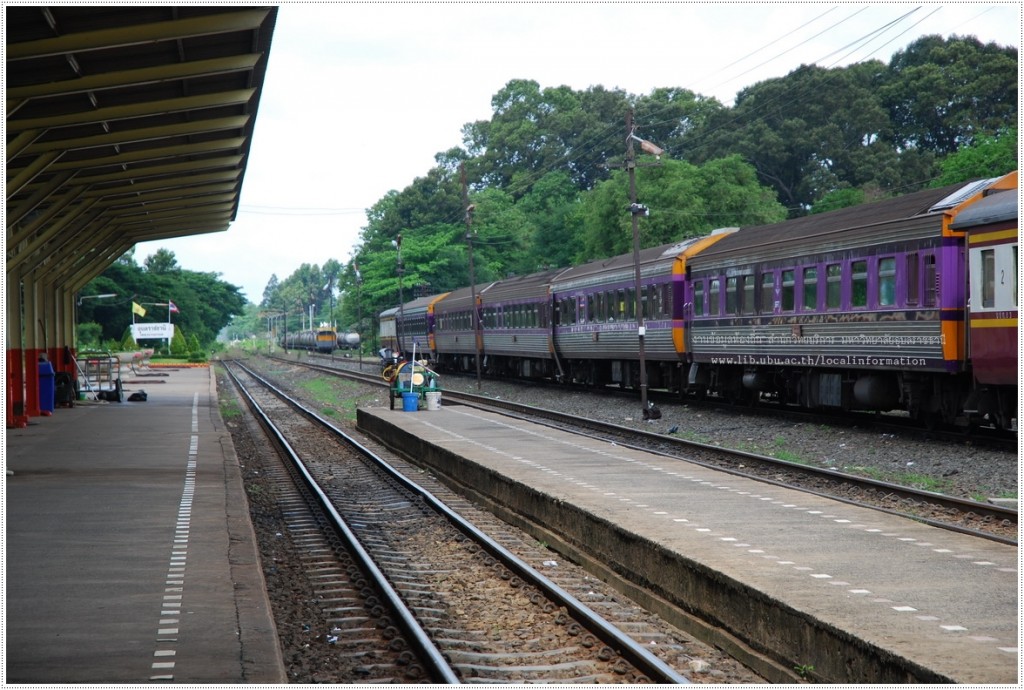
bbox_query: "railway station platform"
[357,405,1019,685]
[5,366,285,684]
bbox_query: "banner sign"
[132,323,174,340]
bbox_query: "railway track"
[264,353,1017,544]
[222,359,764,683]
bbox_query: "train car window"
[760,273,774,313]
[662,283,671,317]
[826,264,842,310]
[803,267,817,311]
[625,288,636,320]
[982,249,995,308]
[781,270,795,311]
[693,280,704,316]
[726,277,738,314]
[616,289,626,320]
[851,260,868,308]
[741,275,755,315]
[878,258,896,306]
[906,253,919,305]
[586,295,595,323]
[923,255,937,306]
[709,278,720,315]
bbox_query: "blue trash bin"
[401,391,419,412]
[38,360,55,414]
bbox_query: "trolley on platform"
[383,359,441,411]
[75,350,122,401]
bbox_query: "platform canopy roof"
[6,6,278,292]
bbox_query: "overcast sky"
[134,2,1022,304]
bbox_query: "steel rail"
[260,355,1016,544]
[223,361,461,684]
[229,359,692,684]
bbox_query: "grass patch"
[219,398,242,420]
[773,449,807,464]
[847,466,957,493]
[299,377,376,422]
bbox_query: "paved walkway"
[5,366,285,683]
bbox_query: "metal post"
[626,110,651,418]
[355,261,363,369]
[462,162,482,389]
[395,234,405,358]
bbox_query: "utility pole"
[461,162,482,389]
[623,109,663,420]
[393,233,405,357]
[354,259,363,369]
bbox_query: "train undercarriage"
[432,350,1015,430]
[687,363,1017,430]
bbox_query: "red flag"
[168,300,179,313]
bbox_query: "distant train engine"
[283,323,345,354]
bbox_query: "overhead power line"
[240,205,366,216]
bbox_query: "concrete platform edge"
[210,369,288,683]
[357,408,954,684]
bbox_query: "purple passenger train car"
[684,179,1003,425]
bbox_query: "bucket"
[401,392,419,412]
[424,391,441,410]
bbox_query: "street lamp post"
[77,293,117,307]
[75,293,117,352]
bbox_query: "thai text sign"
[132,323,174,340]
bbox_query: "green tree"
[881,35,1017,154]
[516,171,582,270]
[462,79,631,195]
[143,248,180,274]
[634,86,726,161]
[694,62,895,211]
[261,274,280,308]
[810,187,866,214]
[83,250,245,348]
[578,157,786,260]
[467,187,534,278]
[932,129,1018,186]
[170,327,188,356]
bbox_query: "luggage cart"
[75,350,122,401]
